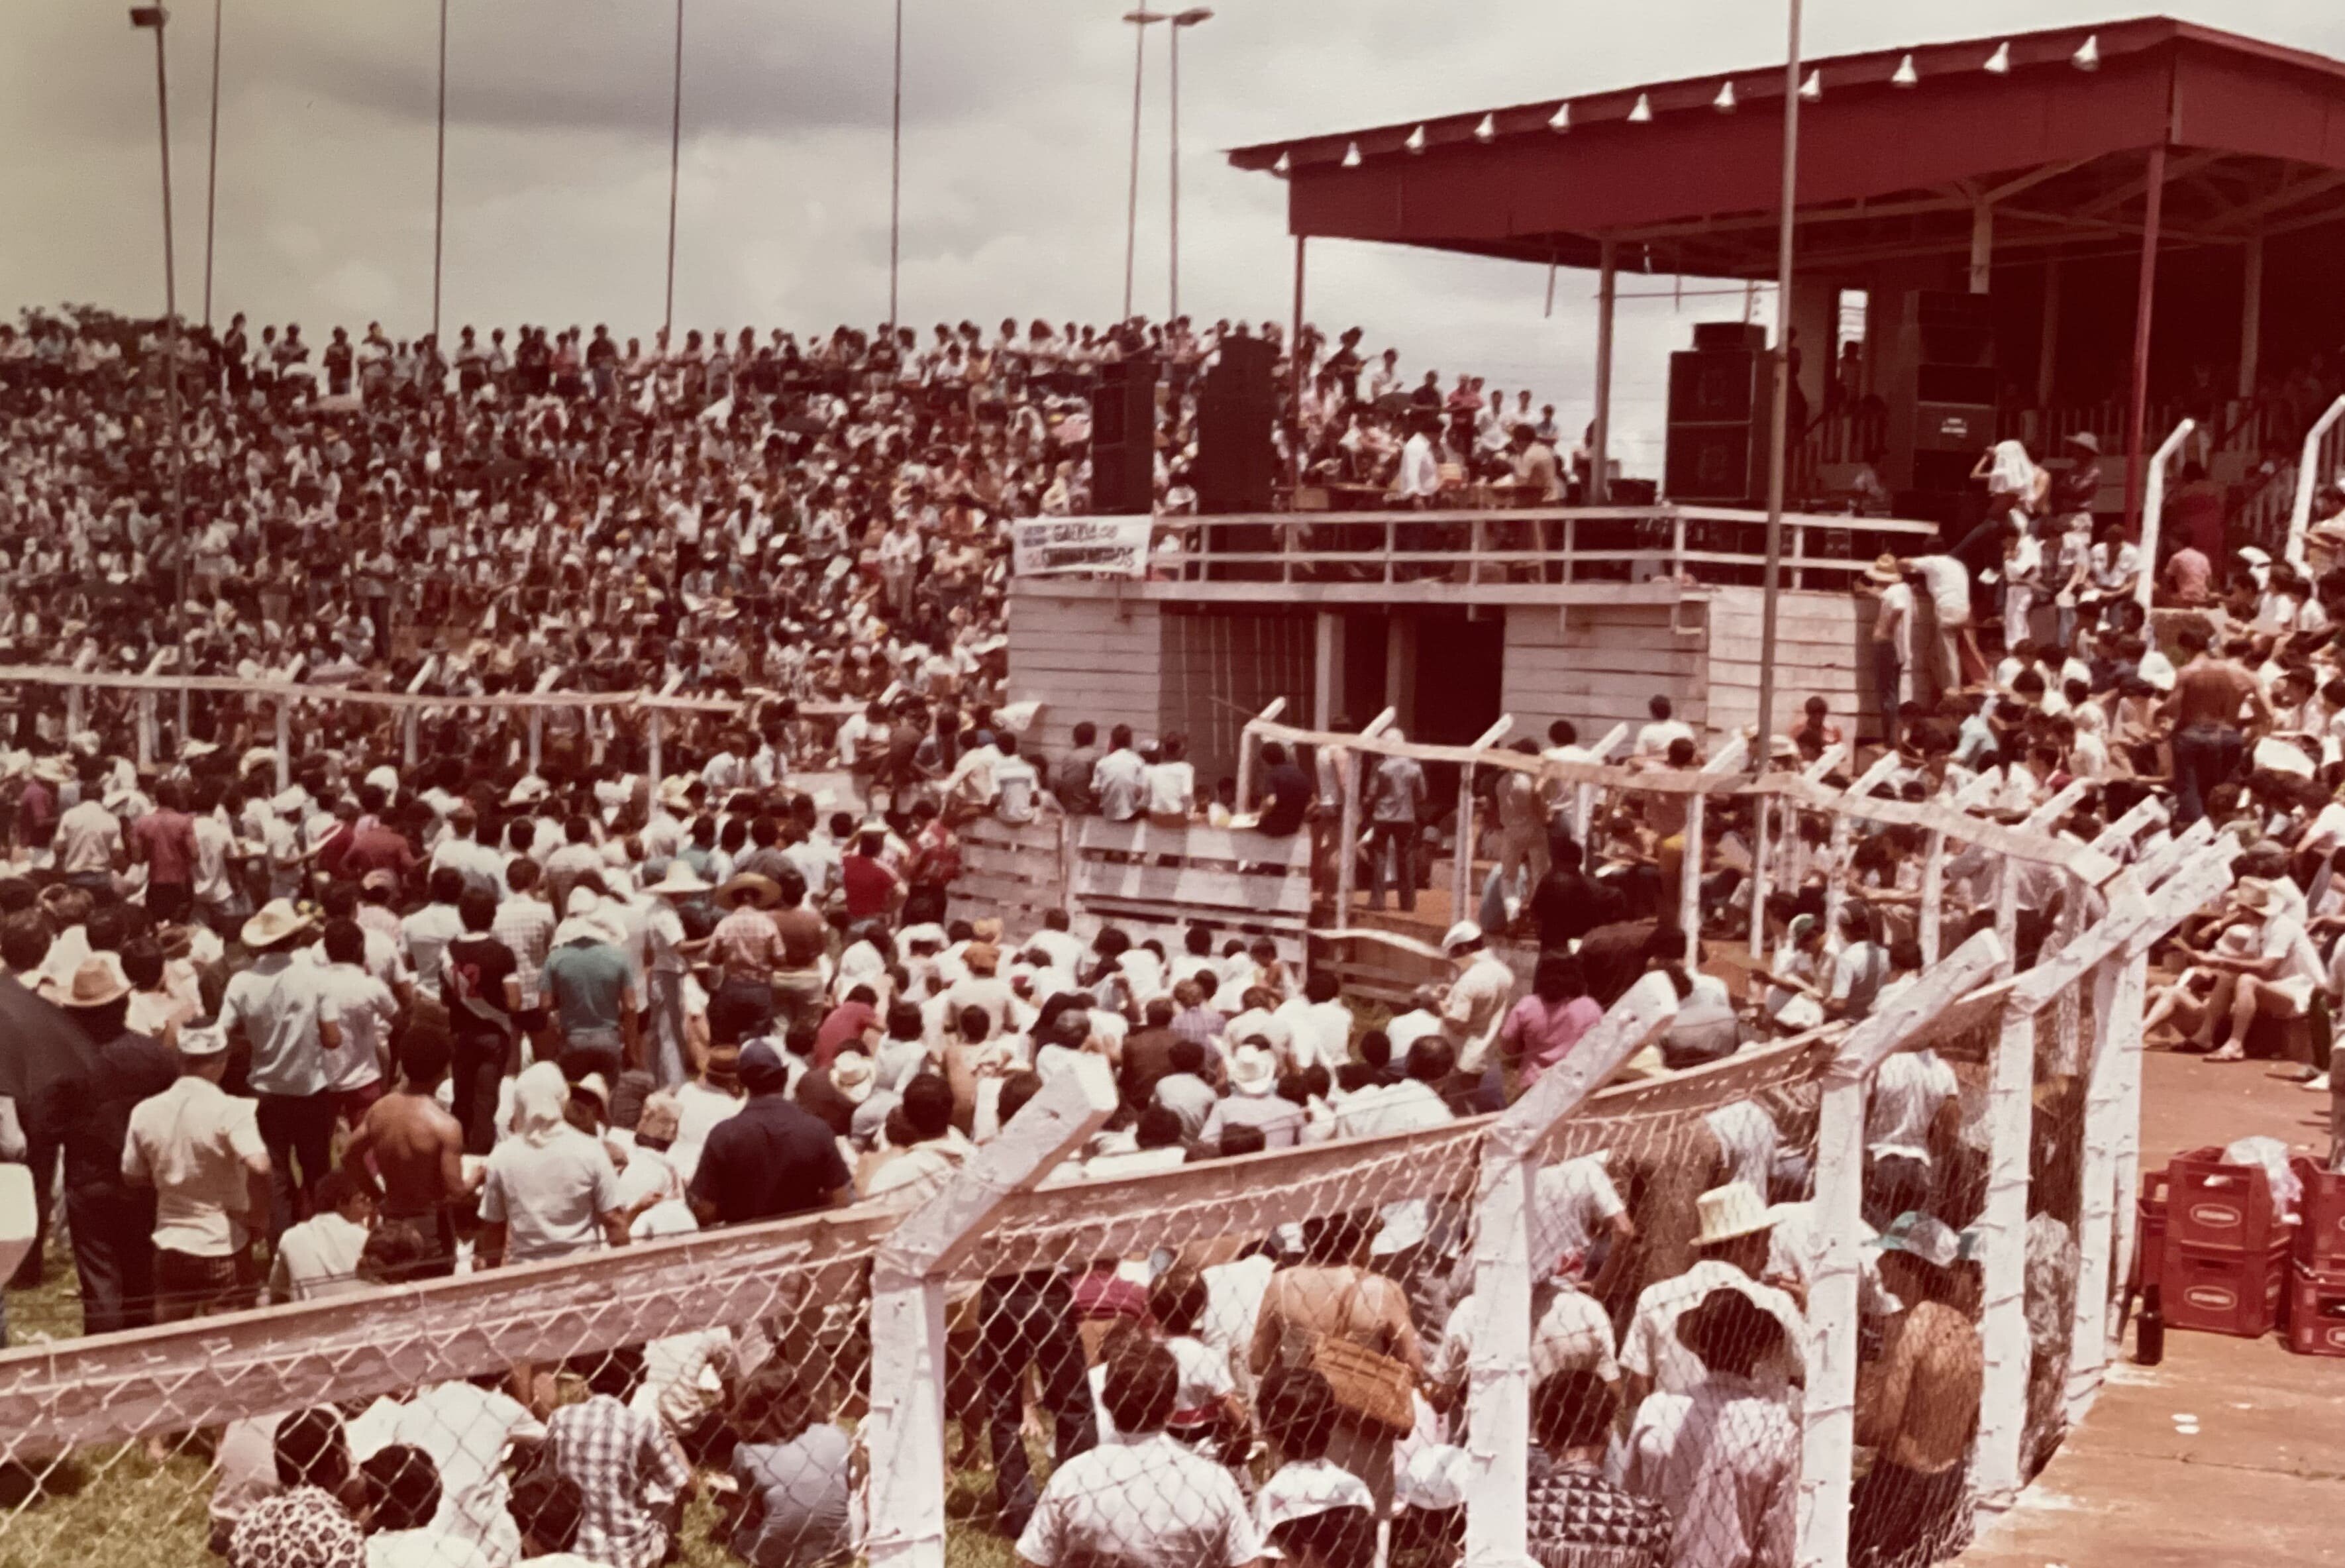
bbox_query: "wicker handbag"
[1308,1334,1417,1439]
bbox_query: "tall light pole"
[1167,7,1210,322]
[131,5,189,736]
[201,0,221,328]
[664,0,685,339]
[1120,9,1164,322]
[431,0,448,344]
[888,0,904,334]
[1753,0,1804,755]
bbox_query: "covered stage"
[1228,16,2345,542]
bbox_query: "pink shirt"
[1498,994,1603,1087]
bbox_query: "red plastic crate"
[2290,1157,2345,1273]
[2285,1265,2345,1357]
[2161,1239,2291,1337]
[2166,1145,2281,1255]
[2132,1171,2169,1295]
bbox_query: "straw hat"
[241,898,312,950]
[1863,552,1903,585]
[646,862,715,898]
[44,953,130,1010]
[721,872,782,910]
[1691,1181,1778,1247]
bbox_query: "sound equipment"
[1883,289,1997,500]
[1692,321,1769,354]
[1664,331,1766,505]
[1196,336,1278,515]
[1088,354,1158,515]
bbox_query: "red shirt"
[128,808,197,886]
[840,855,898,921]
[812,1000,878,1069]
[339,825,417,882]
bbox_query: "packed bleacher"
[0,302,2335,1568]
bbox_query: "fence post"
[648,710,664,794]
[1798,929,2007,1568]
[136,692,155,770]
[275,700,291,792]
[1918,831,1946,963]
[65,683,83,741]
[1465,974,1677,1568]
[1973,988,2042,1509]
[864,1057,1118,1568]
[403,709,419,767]
[1750,794,1773,945]
[529,709,544,776]
[2068,951,2139,1422]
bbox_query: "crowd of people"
[0,307,2332,1568]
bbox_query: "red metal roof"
[1227,17,2345,278]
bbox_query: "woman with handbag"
[1248,1211,1424,1517]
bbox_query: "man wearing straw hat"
[220,898,343,1239]
[42,954,178,1333]
[1618,1182,1805,1414]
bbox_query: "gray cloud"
[7,0,2342,470]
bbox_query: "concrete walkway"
[1959,1048,2345,1568]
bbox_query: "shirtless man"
[1852,1214,1985,1568]
[342,1025,476,1278]
[2157,624,2269,825]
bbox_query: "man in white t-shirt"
[1634,695,1694,759]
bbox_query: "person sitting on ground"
[229,1406,368,1568]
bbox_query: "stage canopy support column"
[1969,199,1994,293]
[2036,261,2061,407]
[2238,231,2264,400]
[2122,146,2169,544]
[1590,237,1617,505]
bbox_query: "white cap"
[1441,919,1483,953]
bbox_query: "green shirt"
[542,939,633,1036]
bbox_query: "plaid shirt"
[547,1394,692,1568]
[492,895,557,1006]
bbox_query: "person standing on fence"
[219,899,342,1239]
[1363,731,1428,914]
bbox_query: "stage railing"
[1125,505,1937,590]
[0,740,2226,1568]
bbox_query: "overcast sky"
[6,0,2340,467]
